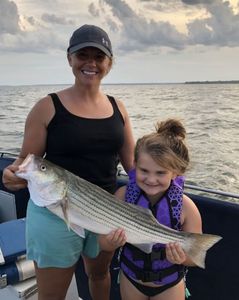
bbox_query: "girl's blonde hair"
[134,119,190,175]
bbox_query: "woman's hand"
[99,228,127,251]
[2,164,27,191]
[166,242,186,265]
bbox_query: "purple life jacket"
[120,169,185,285]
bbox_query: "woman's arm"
[19,96,54,158]
[114,185,127,201]
[116,99,135,173]
[2,96,54,191]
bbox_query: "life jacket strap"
[121,253,184,282]
[125,243,166,261]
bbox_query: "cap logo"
[102,37,109,47]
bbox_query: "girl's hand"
[2,164,27,191]
[166,242,186,265]
[99,228,127,251]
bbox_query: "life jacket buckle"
[132,247,165,261]
[150,248,166,261]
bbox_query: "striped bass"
[16,154,222,268]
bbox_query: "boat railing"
[0,152,18,158]
[184,183,239,199]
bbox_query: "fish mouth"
[16,154,34,175]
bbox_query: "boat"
[0,152,239,300]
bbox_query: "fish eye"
[40,164,47,172]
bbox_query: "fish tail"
[185,233,222,268]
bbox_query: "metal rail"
[184,184,239,199]
[0,152,18,158]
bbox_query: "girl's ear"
[172,172,178,180]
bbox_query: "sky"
[0,0,239,85]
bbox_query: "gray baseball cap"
[67,24,113,57]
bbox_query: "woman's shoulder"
[111,97,129,122]
[27,95,55,125]
[33,94,54,109]
[113,97,124,109]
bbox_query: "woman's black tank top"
[45,93,125,193]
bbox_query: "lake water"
[0,83,238,202]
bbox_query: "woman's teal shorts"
[26,199,100,268]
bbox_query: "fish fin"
[47,203,85,237]
[60,197,70,230]
[184,232,222,268]
[133,243,154,254]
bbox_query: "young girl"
[115,118,202,300]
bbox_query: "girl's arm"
[181,194,202,234]
[99,228,126,252]
[166,194,202,266]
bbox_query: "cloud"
[0,30,66,54]
[182,0,214,4]
[98,0,186,52]
[41,13,75,25]
[26,16,36,27]
[0,1,70,54]
[187,1,239,46]
[138,0,187,11]
[97,0,239,52]
[88,3,100,17]
[1,0,239,56]
[0,0,21,34]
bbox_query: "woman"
[2,24,135,300]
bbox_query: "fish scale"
[69,186,187,243]
[68,178,190,244]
